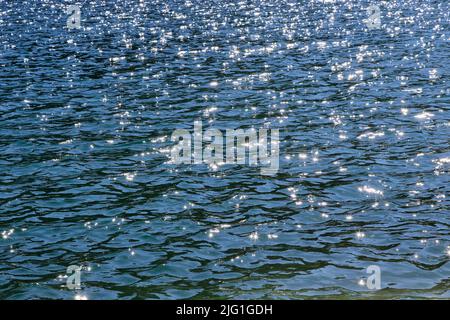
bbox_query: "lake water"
[0,0,449,299]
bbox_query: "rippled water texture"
[0,0,449,299]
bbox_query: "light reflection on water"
[0,0,449,299]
